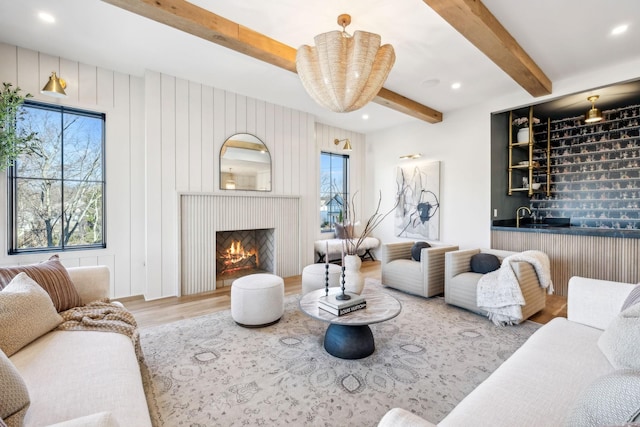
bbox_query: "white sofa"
[378,276,639,427]
[381,241,459,298]
[7,266,152,427]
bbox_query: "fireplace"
[215,228,275,287]
[180,194,299,296]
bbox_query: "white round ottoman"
[301,263,342,295]
[231,273,284,327]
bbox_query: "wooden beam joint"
[423,0,552,97]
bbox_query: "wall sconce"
[41,72,67,98]
[585,95,603,123]
[399,153,422,160]
[334,138,352,152]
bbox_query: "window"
[9,101,106,253]
[320,151,349,232]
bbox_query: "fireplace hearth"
[215,228,274,287]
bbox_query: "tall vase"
[517,127,530,143]
[343,254,364,295]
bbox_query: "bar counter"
[491,219,640,296]
[492,219,640,240]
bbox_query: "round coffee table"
[299,287,402,359]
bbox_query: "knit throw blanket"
[477,250,554,326]
[57,300,142,360]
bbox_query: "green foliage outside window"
[0,83,39,171]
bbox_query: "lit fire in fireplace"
[222,240,258,270]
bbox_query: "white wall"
[0,42,146,298]
[143,70,320,299]
[367,108,492,249]
[142,79,367,299]
[0,42,368,300]
[367,57,640,251]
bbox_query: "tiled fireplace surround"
[179,194,300,296]
[215,228,275,287]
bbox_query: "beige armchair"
[381,241,459,298]
[444,248,546,321]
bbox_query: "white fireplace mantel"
[179,193,301,295]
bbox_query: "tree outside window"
[320,151,349,232]
[9,102,105,253]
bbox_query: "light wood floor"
[120,261,567,329]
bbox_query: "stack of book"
[318,292,367,316]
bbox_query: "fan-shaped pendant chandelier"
[296,14,395,113]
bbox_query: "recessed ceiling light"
[420,78,440,88]
[451,82,461,90]
[362,114,369,120]
[611,24,628,36]
[38,12,56,23]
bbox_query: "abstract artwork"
[395,161,440,239]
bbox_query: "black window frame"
[8,100,107,254]
[320,151,350,233]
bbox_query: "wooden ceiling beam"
[375,88,443,123]
[102,0,443,123]
[423,0,552,97]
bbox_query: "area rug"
[139,279,541,426]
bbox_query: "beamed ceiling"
[0,0,639,132]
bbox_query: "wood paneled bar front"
[491,227,640,296]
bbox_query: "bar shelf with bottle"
[530,104,640,230]
[508,107,550,197]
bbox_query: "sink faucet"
[516,206,532,228]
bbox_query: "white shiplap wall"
[0,42,146,298]
[0,42,367,300]
[143,72,367,299]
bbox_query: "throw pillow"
[621,284,640,311]
[566,369,640,427]
[470,253,501,274]
[411,241,431,261]
[0,255,82,312]
[0,273,64,356]
[597,302,640,370]
[334,223,353,239]
[0,349,30,427]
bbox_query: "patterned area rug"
[140,279,540,426]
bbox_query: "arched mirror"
[220,133,272,191]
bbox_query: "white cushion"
[0,349,30,427]
[66,266,110,305]
[567,277,637,330]
[566,370,640,427]
[597,303,640,370]
[10,331,151,427]
[46,412,120,427]
[314,237,380,257]
[378,408,436,427]
[0,273,63,356]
